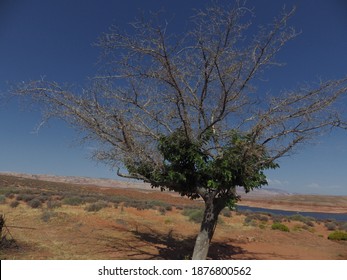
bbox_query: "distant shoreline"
[1,171,346,214]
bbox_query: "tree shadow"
[105,225,250,260]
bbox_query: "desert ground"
[0,174,346,260]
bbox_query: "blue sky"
[0,0,346,195]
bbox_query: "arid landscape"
[0,173,346,260]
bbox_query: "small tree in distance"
[15,3,347,259]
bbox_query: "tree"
[14,3,347,259]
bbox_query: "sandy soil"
[0,174,346,260]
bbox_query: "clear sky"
[0,0,346,195]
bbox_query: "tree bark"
[191,194,224,260]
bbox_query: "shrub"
[271,222,290,232]
[244,213,268,226]
[20,194,36,202]
[338,222,347,232]
[147,200,169,208]
[164,218,172,224]
[188,209,204,224]
[249,213,269,222]
[159,207,166,215]
[38,194,50,203]
[85,201,108,212]
[62,196,84,206]
[10,201,19,208]
[244,216,256,226]
[259,223,266,229]
[5,193,15,199]
[82,196,99,203]
[182,208,204,224]
[165,205,173,211]
[0,195,6,204]
[328,231,347,241]
[325,221,337,231]
[47,200,62,209]
[27,198,42,209]
[41,210,56,222]
[272,215,285,223]
[289,214,315,227]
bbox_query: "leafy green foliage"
[271,222,290,232]
[328,231,347,241]
[182,208,205,223]
[126,129,278,200]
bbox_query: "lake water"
[237,205,347,222]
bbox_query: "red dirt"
[0,175,346,260]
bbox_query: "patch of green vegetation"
[338,222,347,232]
[165,205,173,211]
[158,207,166,215]
[244,216,257,227]
[272,215,286,223]
[182,208,204,224]
[259,223,266,229]
[325,221,337,231]
[47,200,62,209]
[85,201,108,212]
[0,195,6,204]
[147,200,169,208]
[328,231,347,241]
[243,213,269,227]
[271,222,290,232]
[41,210,57,222]
[289,214,315,227]
[16,194,36,202]
[62,196,84,206]
[164,218,173,224]
[9,201,19,208]
[27,198,42,209]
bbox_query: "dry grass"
[0,174,346,260]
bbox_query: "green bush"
[328,231,347,241]
[47,200,62,209]
[0,195,6,204]
[159,207,166,215]
[10,201,19,208]
[18,194,36,202]
[27,198,42,209]
[182,208,204,223]
[41,210,57,222]
[244,216,257,226]
[325,221,337,231]
[165,205,173,211]
[147,200,169,208]
[85,201,108,212]
[338,222,347,232]
[62,196,84,206]
[271,222,290,232]
[289,214,315,227]
[5,192,15,199]
[272,215,285,223]
[81,195,99,204]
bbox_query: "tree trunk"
[191,194,224,260]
